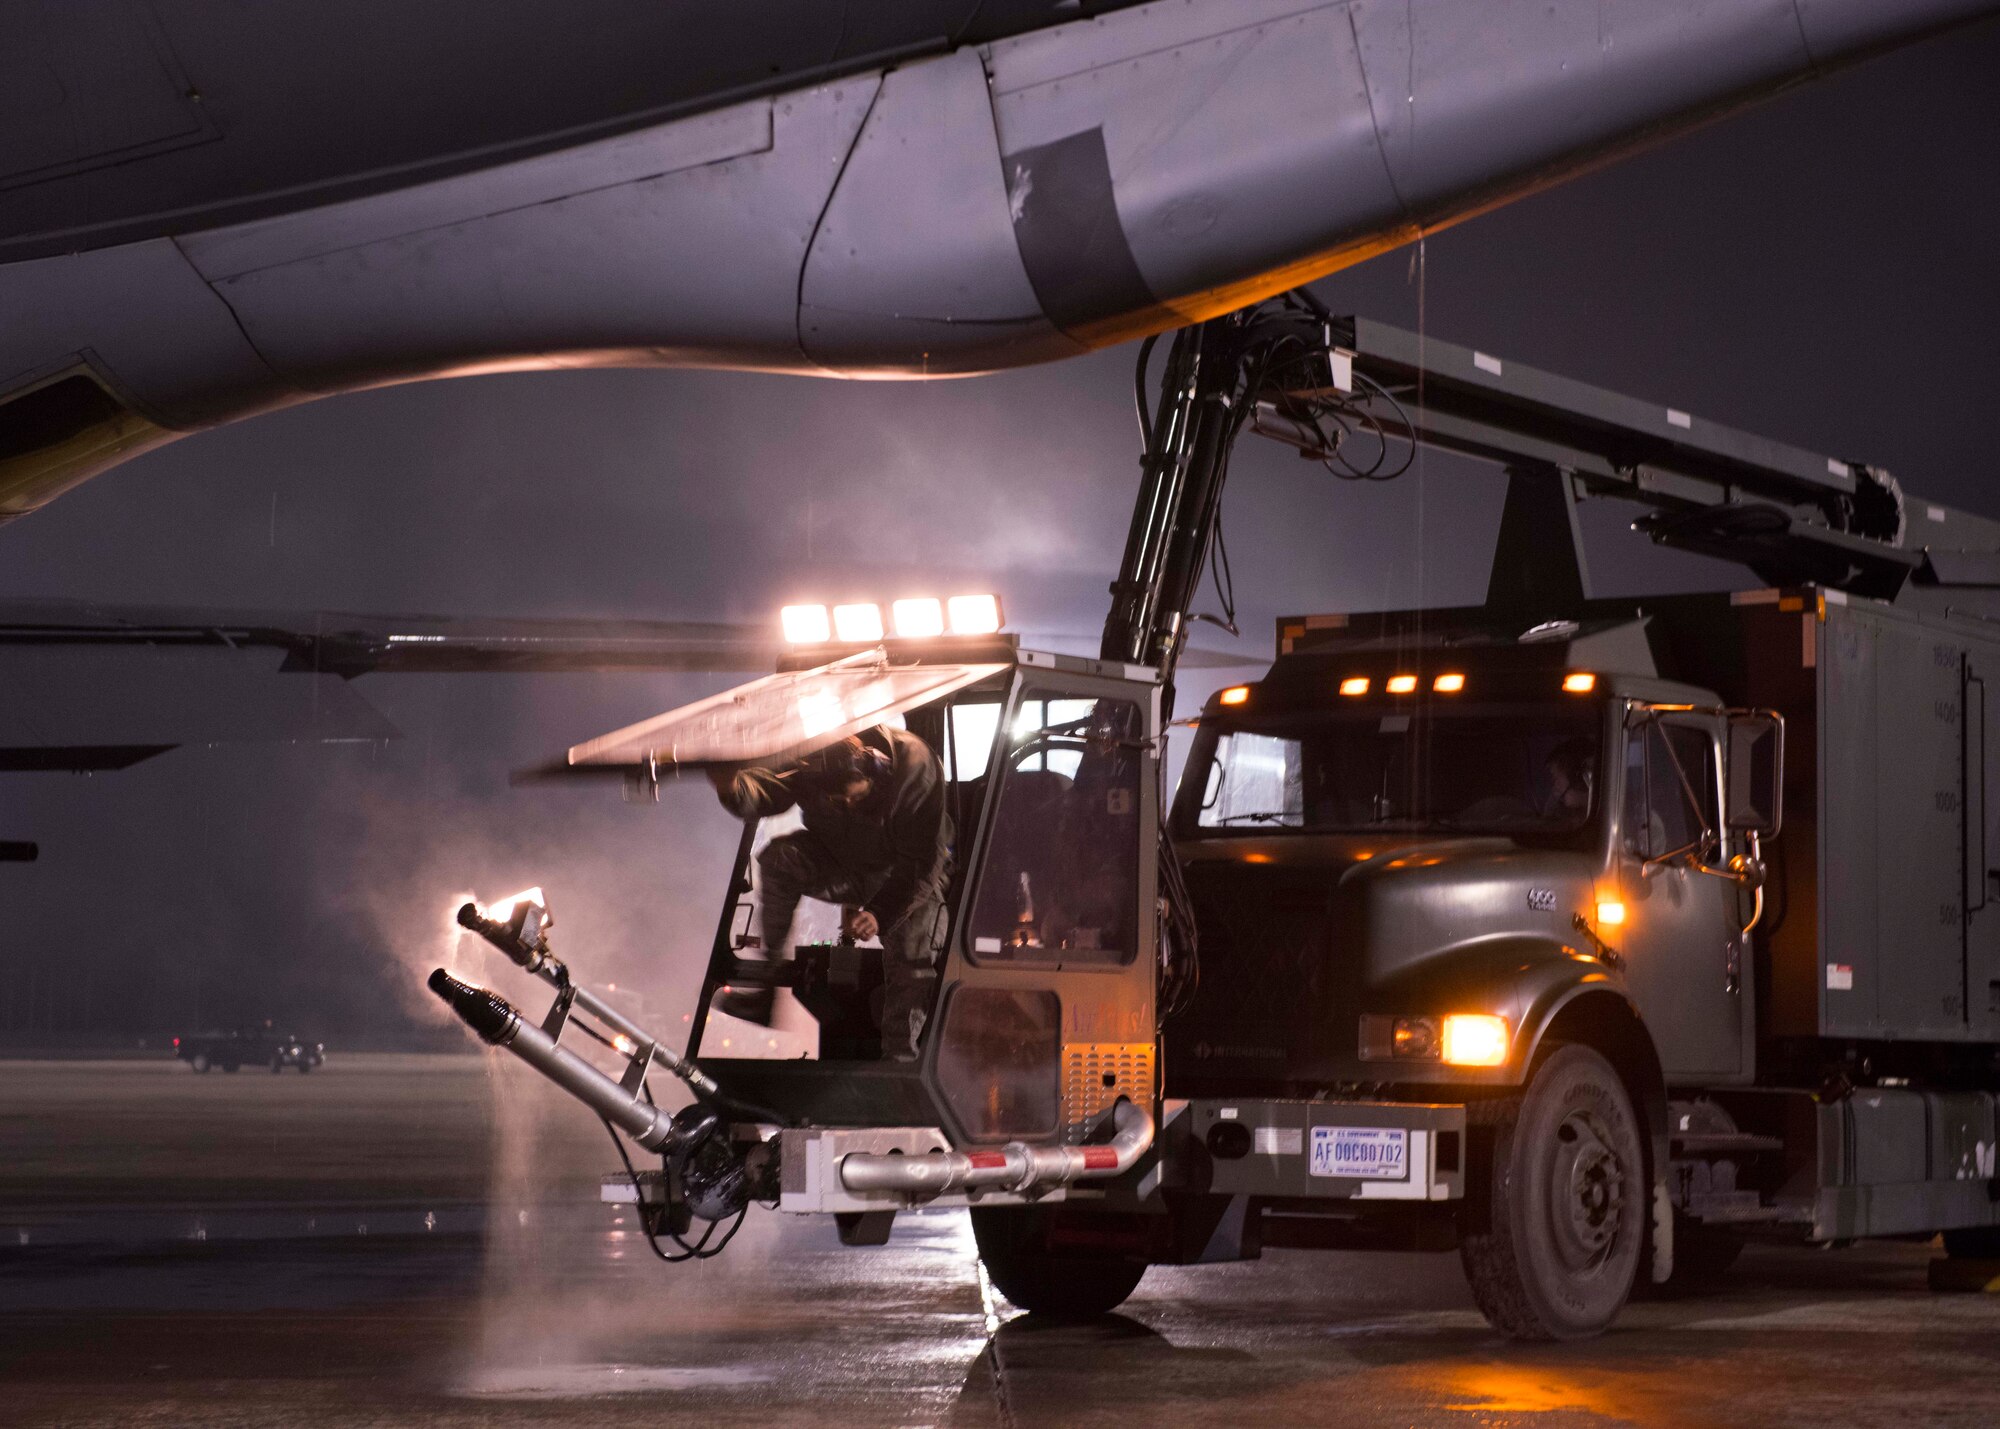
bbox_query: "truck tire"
[970,1206,1147,1320]
[190,1053,210,1073]
[1460,1044,1646,1340]
[271,1058,284,1073]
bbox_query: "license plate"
[1310,1126,1408,1180]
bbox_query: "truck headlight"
[1393,1017,1436,1058]
[1360,1013,1510,1066]
[1439,1014,1510,1066]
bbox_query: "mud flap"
[1651,1166,1675,1284]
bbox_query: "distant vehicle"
[174,1030,325,1074]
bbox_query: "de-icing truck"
[430,300,2000,1339]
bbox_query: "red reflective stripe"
[966,1153,1009,1169]
[1081,1147,1119,1171]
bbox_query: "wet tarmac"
[5,1056,1999,1426]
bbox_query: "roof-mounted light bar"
[779,594,1006,645]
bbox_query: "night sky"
[2,22,1995,1045]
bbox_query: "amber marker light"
[1386,674,1418,694]
[1339,676,1369,696]
[1595,898,1627,928]
[1563,672,1597,693]
[1433,673,1466,693]
[1219,685,1250,706]
[1439,1014,1510,1067]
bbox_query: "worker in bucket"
[709,728,950,1058]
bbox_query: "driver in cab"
[709,727,950,1058]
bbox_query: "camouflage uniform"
[717,726,950,1057]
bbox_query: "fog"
[1,24,1994,1045]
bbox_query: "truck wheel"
[299,1060,314,1074]
[190,1053,210,1073]
[970,1206,1147,1320]
[1460,1044,1645,1340]
[271,1058,284,1074]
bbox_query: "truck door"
[1613,709,1747,1082]
[936,676,1159,1147]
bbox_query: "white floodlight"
[946,594,1003,636]
[891,598,946,639]
[832,603,885,643]
[780,604,830,644]
[483,886,546,925]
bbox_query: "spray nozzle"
[428,967,520,1044]
[458,891,554,972]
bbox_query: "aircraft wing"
[0,600,777,773]
[3,0,1993,520]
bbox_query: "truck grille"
[1172,866,1334,1078]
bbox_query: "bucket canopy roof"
[527,648,1008,783]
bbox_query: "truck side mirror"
[1726,712,1783,837]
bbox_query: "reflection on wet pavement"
[5,1056,1999,1426]
[9,1211,2000,1428]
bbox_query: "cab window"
[1624,718,1719,860]
[1181,706,1599,839]
[968,691,1142,966]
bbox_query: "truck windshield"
[1185,705,1599,837]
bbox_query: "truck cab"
[1169,619,1772,1100]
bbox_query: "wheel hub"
[1547,1110,1625,1271]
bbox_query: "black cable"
[600,1115,701,1263]
[1133,333,1160,451]
[599,1114,748,1262]
[569,1015,625,1056]
[1342,370,1418,482]
[1156,827,1201,1021]
[1193,512,1239,637]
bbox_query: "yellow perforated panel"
[1062,1042,1155,1144]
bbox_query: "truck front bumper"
[1190,1098,1466,1202]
